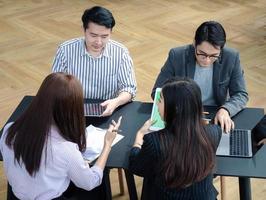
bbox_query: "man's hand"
[100,98,120,117]
[257,138,266,146]
[214,108,235,133]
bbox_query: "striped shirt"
[52,38,137,99]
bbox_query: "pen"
[112,129,122,133]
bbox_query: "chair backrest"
[254,115,266,142]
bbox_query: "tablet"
[150,88,165,131]
[84,103,105,117]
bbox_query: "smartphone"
[150,88,165,131]
[84,103,105,117]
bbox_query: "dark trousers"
[7,169,111,200]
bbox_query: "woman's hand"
[133,119,153,148]
[104,116,122,147]
[96,116,122,170]
[138,119,153,135]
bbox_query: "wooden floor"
[0,0,266,199]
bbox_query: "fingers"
[100,100,109,107]
[100,100,112,116]
[101,109,112,117]
[214,116,218,125]
[219,118,234,133]
[116,116,122,126]
[257,138,266,146]
[139,119,153,135]
[225,118,234,133]
[108,116,122,132]
[220,118,225,133]
[215,117,230,133]
[257,140,263,146]
[151,119,157,125]
[145,119,153,126]
[231,120,235,130]
[114,116,122,130]
[215,109,234,133]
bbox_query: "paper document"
[82,125,124,162]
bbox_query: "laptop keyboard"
[230,129,250,156]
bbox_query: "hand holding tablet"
[84,103,105,117]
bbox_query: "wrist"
[219,106,230,115]
[103,142,112,151]
[112,97,121,109]
[137,130,145,137]
[133,142,142,149]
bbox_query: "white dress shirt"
[0,122,103,200]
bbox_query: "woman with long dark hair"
[0,72,121,199]
[129,77,221,199]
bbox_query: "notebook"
[216,129,253,158]
[150,88,165,131]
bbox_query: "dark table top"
[1,96,265,179]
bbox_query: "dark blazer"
[151,45,248,116]
[129,125,222,200]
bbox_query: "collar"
[81,38,110,58]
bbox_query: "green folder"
[150,88,165,131]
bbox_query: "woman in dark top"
[129,77,222,200]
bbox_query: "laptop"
[216,129,253,158]
[150,88,165,131]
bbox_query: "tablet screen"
[84,103,105,117]
[150,88,165,131]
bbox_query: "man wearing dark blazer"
[152,21,248,133]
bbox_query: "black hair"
[195,21,226,49]
[159,77,215,188]
[82,6,115,30]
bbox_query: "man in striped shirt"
[52,6,137,116]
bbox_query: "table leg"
[103,168,112,200]
[124,169,138,200]
[239,177,251,200]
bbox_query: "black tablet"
[84,103,105,117]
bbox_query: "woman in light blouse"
[0,72,121,200]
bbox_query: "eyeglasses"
[195,48,220,62]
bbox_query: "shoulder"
[170,45,193,53]
[107,39,129,52]
[143,131,161,142]
[3,122,14,134]
[168,44,192,56]
[222,46,239,58]
[58,37,84,49]
[0,122,14,146]
[1,122,14,139]
[49,127,80,158]
[143,131,162,150]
